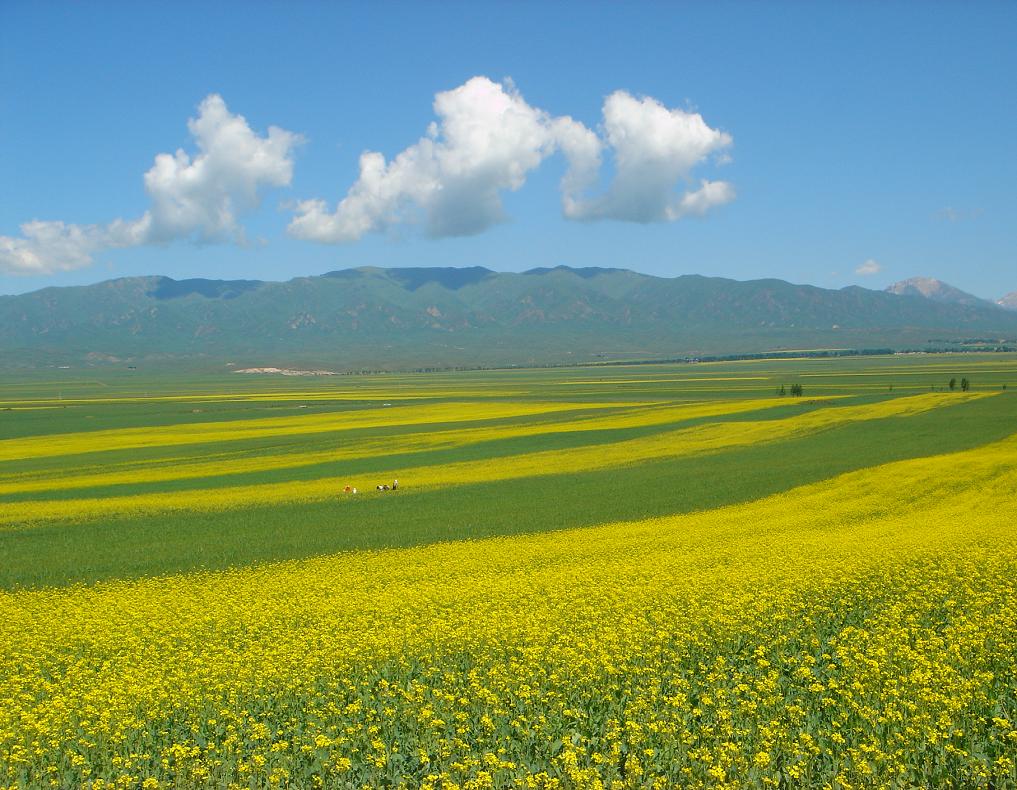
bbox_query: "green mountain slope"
[3,266,1017,369]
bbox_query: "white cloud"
[564,91,734,222]
[855,259,882,276]
[143,95,301,242]
[289,77,586,242]
[935,206,983,222]
[289,78,733,243]
[0,95,301,275]
[4,82,736,272]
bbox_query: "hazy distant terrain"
[884,276,993,307]
[3,266,1017,370]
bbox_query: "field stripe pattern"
[2,432,1016,788]
[1,392,985,526]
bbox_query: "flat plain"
[1,353,1016,788]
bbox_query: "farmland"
[1,354,1016,788]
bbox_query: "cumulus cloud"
[289,77,733,243]
[0,95,301,275]
[143,95,301,242]
[855,259,882,276]
[289,77,597,242]
[564,91,734,222]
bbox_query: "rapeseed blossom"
[1,392,981,526]
[2,431,1016,787]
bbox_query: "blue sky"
[1,0,1014,298]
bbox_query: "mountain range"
[884,277,989,307]
[884,277,1017,311]
[998,291,1017,310]
[2,266,1016,370]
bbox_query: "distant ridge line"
[3,265,1017,370]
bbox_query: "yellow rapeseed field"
[0,395,814,497]
[0,400,641,463]
[0,388,529,409]
[1,391,983,526]
[2,431,1016,788]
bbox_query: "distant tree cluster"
[778,384,804,397]
[948,377,971,392]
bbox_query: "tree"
[949,378,957,391]
[778,384,786,397]
[961,377,970,392]
[790,383,803,397]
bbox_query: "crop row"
[1,392,986,526]
[2,432,1016,787]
